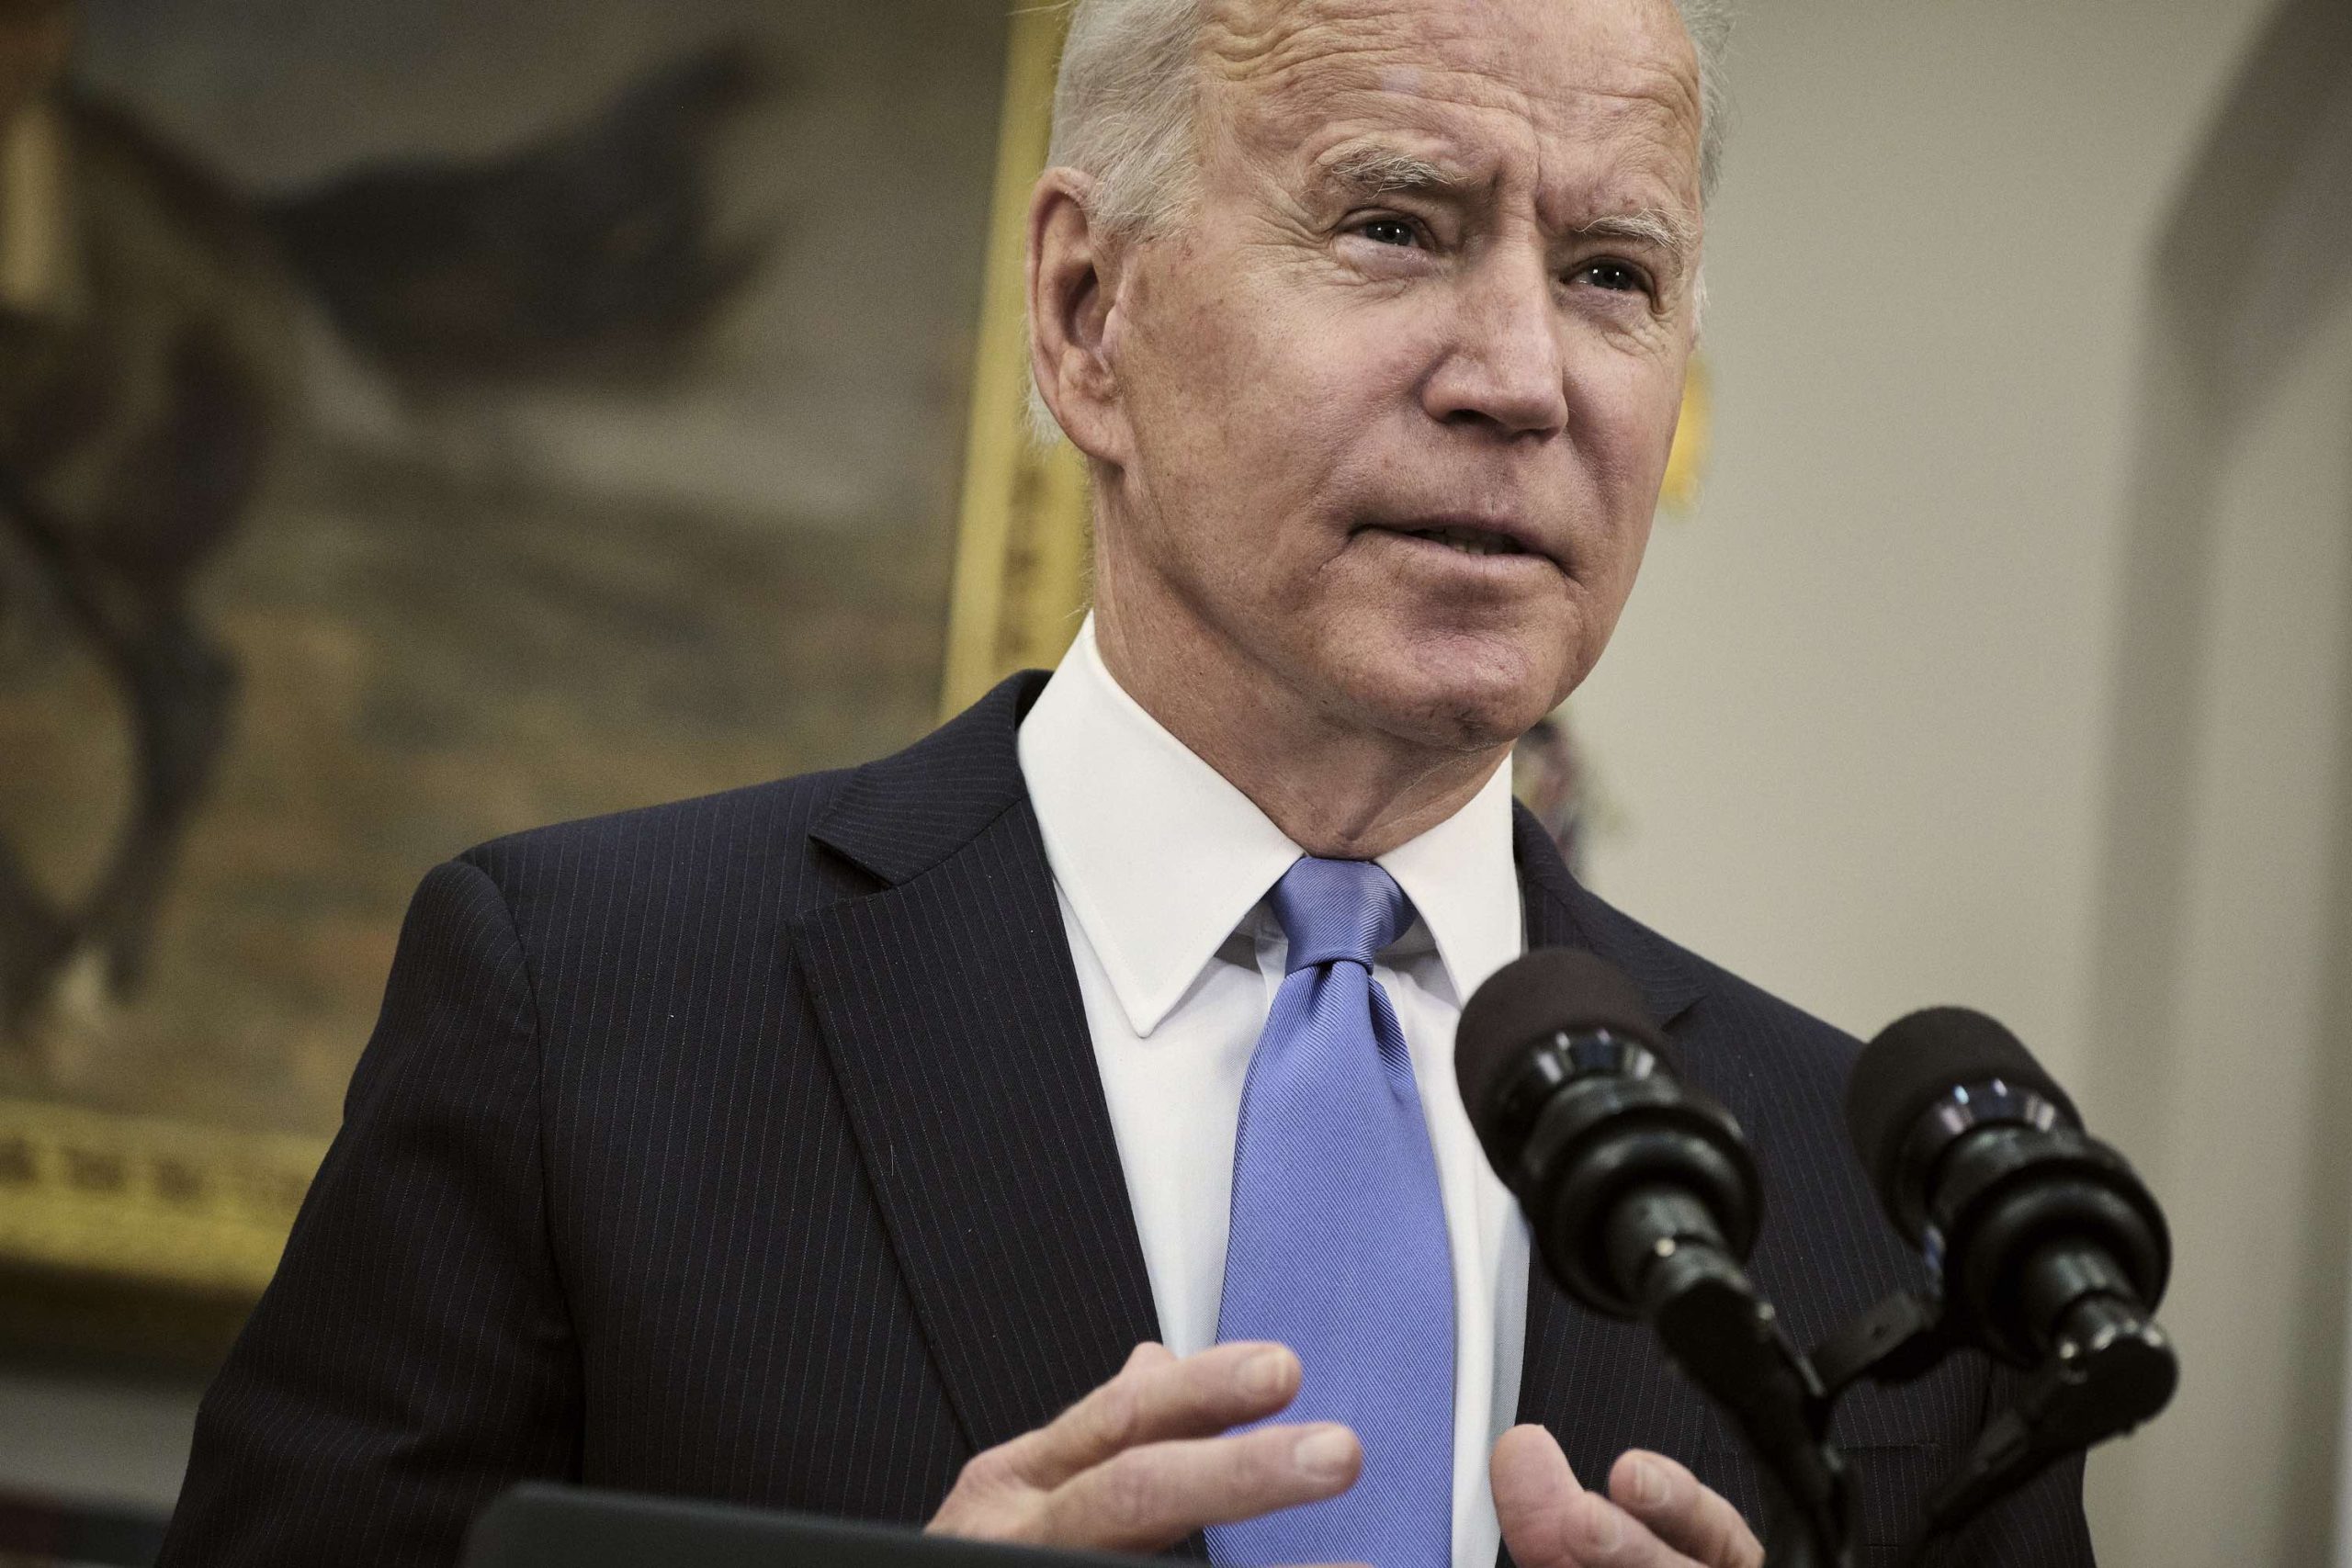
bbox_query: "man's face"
[1092,0,1702,751]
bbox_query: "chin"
[1347,648,1566,752]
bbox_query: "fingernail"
[1624,1456,1662,1506]
[1243,1347,1292,1399]
[1295,1427,1356,1483]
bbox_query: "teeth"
[1408,525,1523,557]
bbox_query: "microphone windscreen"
[1846,1007,2080,1211]
[1455,948,1662,1129]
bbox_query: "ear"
[1027,167,1131,467]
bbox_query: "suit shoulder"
[1567,880,1863,1078]
[1685,943,1863,1076]
[451,767,864,924]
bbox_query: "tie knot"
[1270,857,1415,975]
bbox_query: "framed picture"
[0,0,1696,1358]
[0,0,1091,1355]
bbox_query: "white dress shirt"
[1017,615,1533,1568]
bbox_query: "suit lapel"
[795,674,1161,1458]
[1510,802,1705,1028]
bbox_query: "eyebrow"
[1576,209,1700,269]
[1317,145,1470,199]
[1314,145,1698,270]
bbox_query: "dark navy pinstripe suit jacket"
[159,672,2093,1568]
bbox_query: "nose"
[1420,246,1570,439]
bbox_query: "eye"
[1354,216,1423,248]
[1577,259,1650,294]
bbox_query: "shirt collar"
[1017,615,1523,1037]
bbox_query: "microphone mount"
[1811,1072,2179,1565]
[1807,1277,2175,1566]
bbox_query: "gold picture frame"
[941,4,1092,716]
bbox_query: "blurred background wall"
[1572,0,2352,1562]
[0,0,2346,1564]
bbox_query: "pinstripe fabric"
[794,804,1162,1455]
[158,671,2090,1568]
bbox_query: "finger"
[1497,1432,1709,1568]
[1556,1491,1702,1568]
[1039,1421,1362,1554]
[1003,1340,1303,1487]
[1490,1424,1586,1568]
[1608,1451,1762,1568]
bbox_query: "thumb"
[1491,1424,1585,1568]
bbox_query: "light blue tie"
[1204,858,1455,1568]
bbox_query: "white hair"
[1030,0,1730,438]
[1048,0,1734,239]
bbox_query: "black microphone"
[1457,949,1852,1567]
[1839,1010,2177,1553]
[1846,1008,2172,1370]
[1455,947,1759,1321]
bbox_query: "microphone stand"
[1638,1254,2175,1568]
[1624,1212,1853,1568]
[1632,1254,2170,1566]
[1806,1289,2177,1568]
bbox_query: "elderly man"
[160,1,2093,1566]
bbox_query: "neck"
[1091,590,1511,863]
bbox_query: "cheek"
[1124,270,1391,560]
[1575,337,1683,457]
[1183,300,1378,464]
[1575,356,1684,520]
[1600,507,1658,620]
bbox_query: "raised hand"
[927,1341,1363,1555]
[1491,1424,1763,1568]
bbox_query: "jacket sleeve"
[159,857,581,1568]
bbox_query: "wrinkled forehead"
[1199,0,1702,213]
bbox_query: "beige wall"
[2131,284,2351,1568]
[1578,0,2276,1072]
[1577,0,2351,1562]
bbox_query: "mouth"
[1364,517,1554,566]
